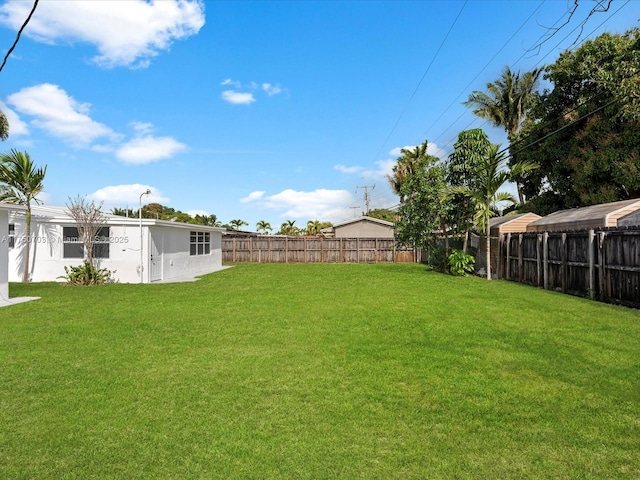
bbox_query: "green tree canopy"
[514,27,640,215]
[464,65,541,203]
[394,146,449,251]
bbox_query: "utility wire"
[420,0,546,142]
[370,0,467,163]
[438,0,631,161]
[0,0,39,73]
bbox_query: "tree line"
[389,27,640,279]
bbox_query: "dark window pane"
[95,227,110,243]
[8,224,14,234]
[8,236,14,249]
[64,243,84,258]
[93,243,109,259]
[205,232,210,242]
[63,226,80,243]
[190,244,197,256]
[204,244,210,254]
[197,244,204,255]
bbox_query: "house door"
[149,230,162,282]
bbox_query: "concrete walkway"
[154,266,233,284]
[0,297,40,308]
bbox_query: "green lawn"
[1,263,639,479]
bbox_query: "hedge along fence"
[497,227,640,308]
[222,237,417,264]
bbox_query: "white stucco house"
[0,203,26,302]
[8,205,226,283]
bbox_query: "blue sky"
[0,0,638,230]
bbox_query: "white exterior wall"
[148,227,222,282]
[8,214,223,283]
[0,209,8,300]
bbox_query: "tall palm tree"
[0,149,46,282]
[256,220,272,235]
[387,141,431,203]
[464,66,541,203]
[463,142,536,280]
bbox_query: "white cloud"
[0,100,28,136]
[130,121,154,135]
[6,83,186,163]
[389,143,447,160]
[221,90,256,105]
[362,159,396,180]
[0,0,205,69]
[7,83,117,147]
[89,184,170,206]
[334,164,363,174]
[262,83,282,96]
[240,191,265,203]
[116,135,187,165]
[220,78,241,88]
[220,79,284,104]
[242,188,354,221]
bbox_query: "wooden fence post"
[518,233,524,283]
[561,233,568,293]
[505,233,511,280]
[598,231,610,302]
[497,234,503,279]
[536,234,542,287]
[588,229,595,299]
[543,232,549,290]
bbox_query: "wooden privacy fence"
[223,237,416,264]
[497,227,640,308]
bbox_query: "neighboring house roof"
[489,213,541,234]
[11,205,226,233]
[327,216,394,230]
[526,198,640,232]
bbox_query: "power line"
[420,0,546,142]
[436,0,631,161]
[370,0,468,163]
[0,0,39,73]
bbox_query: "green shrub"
[428,247,449,273]
[59,261,115,286]
[448,249,475,276]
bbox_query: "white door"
[149,230,162,282]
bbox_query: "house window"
[8,223,14,249]
[63,226,110,259]
[190,231,210,256]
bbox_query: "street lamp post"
[139,189,151,283]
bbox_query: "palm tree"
[464,66,541,203]
[459,141,536,280]
[0,149,46,282]
[256,220,272,235]
[229,219,248,231]
[306,219,323,236]
[387,141,430,203]
[278,219,298,236]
